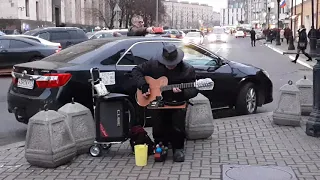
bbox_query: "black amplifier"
[94,93,132,142]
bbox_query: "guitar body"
[136,76,168,107]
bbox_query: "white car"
[208,27,228,43]
[235,30,245,38]
[7,34,62,49]
[183,32,204,44]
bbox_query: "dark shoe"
[291,60,297,63]
[154,144,168,162]
[173,149,185,162]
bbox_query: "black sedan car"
[0,36,60,70]
[7,37,272,124]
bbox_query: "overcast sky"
[187,0,227,12]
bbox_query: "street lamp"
[275,0,281,45]
[306,58,320,137]
[156,0,159,26]
[309,0,317,56]
[288,0,295,50]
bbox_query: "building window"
[25,0,29,17]
[36,1,39,20]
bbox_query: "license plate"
[17,78,34,89]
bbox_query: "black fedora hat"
[156,44,184,66]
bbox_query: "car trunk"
[12,61,75,97]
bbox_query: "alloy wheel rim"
[246,88,256,113]
[90,146,100,156]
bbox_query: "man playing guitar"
[131,44,198,162]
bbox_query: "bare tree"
[107,0,117,29]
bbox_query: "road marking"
[215,47,222,54]
[265,44,313,69]
[288,55,313,69]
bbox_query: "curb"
[265,44,313,69]
[218,112,273,121]
[0,141,25,151]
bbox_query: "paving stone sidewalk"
[0,113,320,180]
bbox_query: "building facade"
[220,8,245,26]
[0,0,114,33]
[163,0,220,29]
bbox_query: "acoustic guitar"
[136,76,214,107]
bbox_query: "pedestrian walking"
[284,26,291,44]
[292,25,312,63]
[280,28,285,42]
[250,28,256,47]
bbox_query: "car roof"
[0,35,44,45]
[41,37,182,64]
[24,27,84,35]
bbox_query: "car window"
[38,32,50,40]
[50,31,70,41]
[167,42,218,66]
[68,30,79,39]
[0,40,10,48]
[25,37,41,43]
[77,30,88,38]
[118,42,164,65]
[9,40,33,48]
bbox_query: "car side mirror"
[207,66,219,72]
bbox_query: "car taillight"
[36,73,71,88]
[11,72,17,84]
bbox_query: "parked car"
[6,35,62,49]
[0,36,60,71]
[8,37,273,124]
[88,29,127,40]
[24,27,88,49]
[0,31,5,36]
[235,30,245,38]
[161,29,184,39]
[183,32,204,44]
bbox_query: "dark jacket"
[131,60,198,102]
[297,28,308,50]
[250,30,256,39]
[127,26,148,36]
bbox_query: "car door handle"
[0,50,8,53]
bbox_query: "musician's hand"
[173,87,182,93]
[142,89,150,98]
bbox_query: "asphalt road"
[0,35,312,147]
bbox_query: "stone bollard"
[25,108,76,168]
[296,76,313,115]
[58,99,95,155]
[185,93,214,140]
[273,80,301,126]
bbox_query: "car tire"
[235,82,257,115]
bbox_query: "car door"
[0,39,11,69]
[8,39,35,65]
[164,41,236,108]
[49,31,71,49]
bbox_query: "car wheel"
[236,82,257,115]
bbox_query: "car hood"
[227,60,262,75]
[185,37,200,40]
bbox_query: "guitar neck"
[160,82,195,91]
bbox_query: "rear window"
[41,39,115,63]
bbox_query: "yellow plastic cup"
[134,144,148,166]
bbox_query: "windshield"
[212,28,224,34]
[186,32,200,37]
